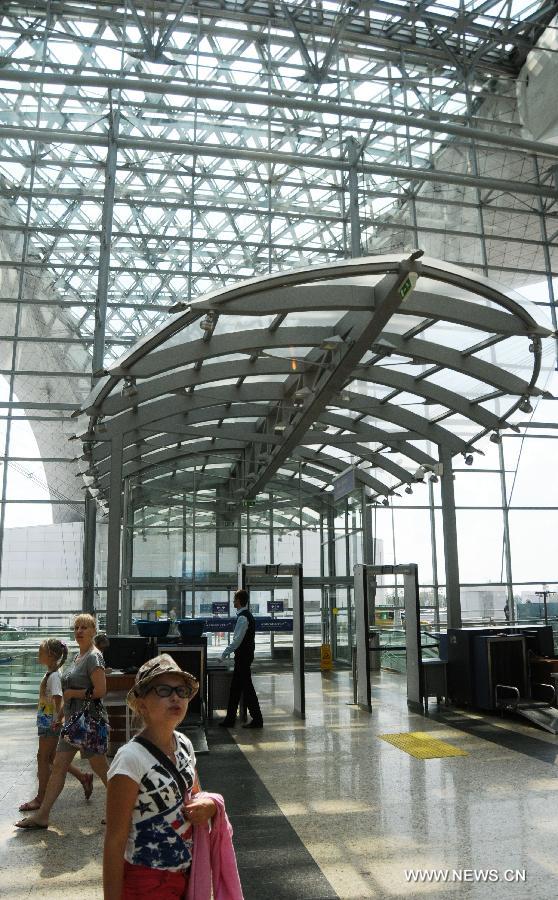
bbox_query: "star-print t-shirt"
[108,732,196,872]
[37,670,63,730]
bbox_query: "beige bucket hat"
[127,653,199,711]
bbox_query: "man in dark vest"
[219,588,263,729]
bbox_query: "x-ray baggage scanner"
[354,564,423,712]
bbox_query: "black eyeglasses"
[143,684,191,699]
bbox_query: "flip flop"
[82,773,94,801]
[15,818,48,830]
[18,800,41,812]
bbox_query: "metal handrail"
[495,683,520,707]
[532,682,556,704]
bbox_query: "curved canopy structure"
[77,253,555,512]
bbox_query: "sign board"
[212,601,229,615]
[320,643,333,671]
[333,466,356,502]
[398,271,418,301]
[191,616,293,633]
[267,600,285,613]
[254,616,293,633]
[375,609,395,626]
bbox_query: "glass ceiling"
[1,1,556,355]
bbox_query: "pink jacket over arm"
[186,791,244,900]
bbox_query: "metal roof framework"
[77,252,554,504]
[0,1,557,617]
[1,1,558,359]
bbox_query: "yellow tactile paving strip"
[378,730,469,759]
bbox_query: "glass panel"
[509,510,558,583]
[453,471,502,507]
[460,584,508,622]
[0,588,82,626]
[332,585,351,664]
[302,528,320,576]
[1,520,83,588]
[506,438,558,507]
[456,509,505,584]
[132,529,183,578]
[372,507,434,583]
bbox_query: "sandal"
[18,800,41,812]
[15,818,48,830]
[82,773,94,801]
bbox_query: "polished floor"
[1,669,557,898]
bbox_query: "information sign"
[212,601,229,615]
[192,616,294,633]
[267,600,285,613]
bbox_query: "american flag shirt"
[108,731,196,871]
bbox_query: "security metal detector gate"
[353,564,423,712]
[238,563,305,718]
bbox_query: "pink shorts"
[122,860,190,899]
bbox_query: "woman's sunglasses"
[143,683,191,699]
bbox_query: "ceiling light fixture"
[294,385,312,401]
[518,396,533,414]
[122,378,138,398]
[320,335,344,351]
[464,454,474,466]
[489,431,502,444]
[199,312,215,332]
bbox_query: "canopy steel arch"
[77,252,554,507]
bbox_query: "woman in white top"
[16,613,109,829]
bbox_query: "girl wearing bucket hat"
[103,654,216,899]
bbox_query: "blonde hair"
[73,613,97,632]
[39,638,68,697]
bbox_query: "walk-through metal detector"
[238,563,305,718]
[353,564,423,712]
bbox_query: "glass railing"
[0,632,76,705]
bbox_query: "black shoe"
[218,719,235,727]
[242,720,263,729]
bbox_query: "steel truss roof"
[0,1,557,361]
[76,253,555,511]
[0,1,557,525]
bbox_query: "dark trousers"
[226,654,263,724]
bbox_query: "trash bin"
[369,630,381,671]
